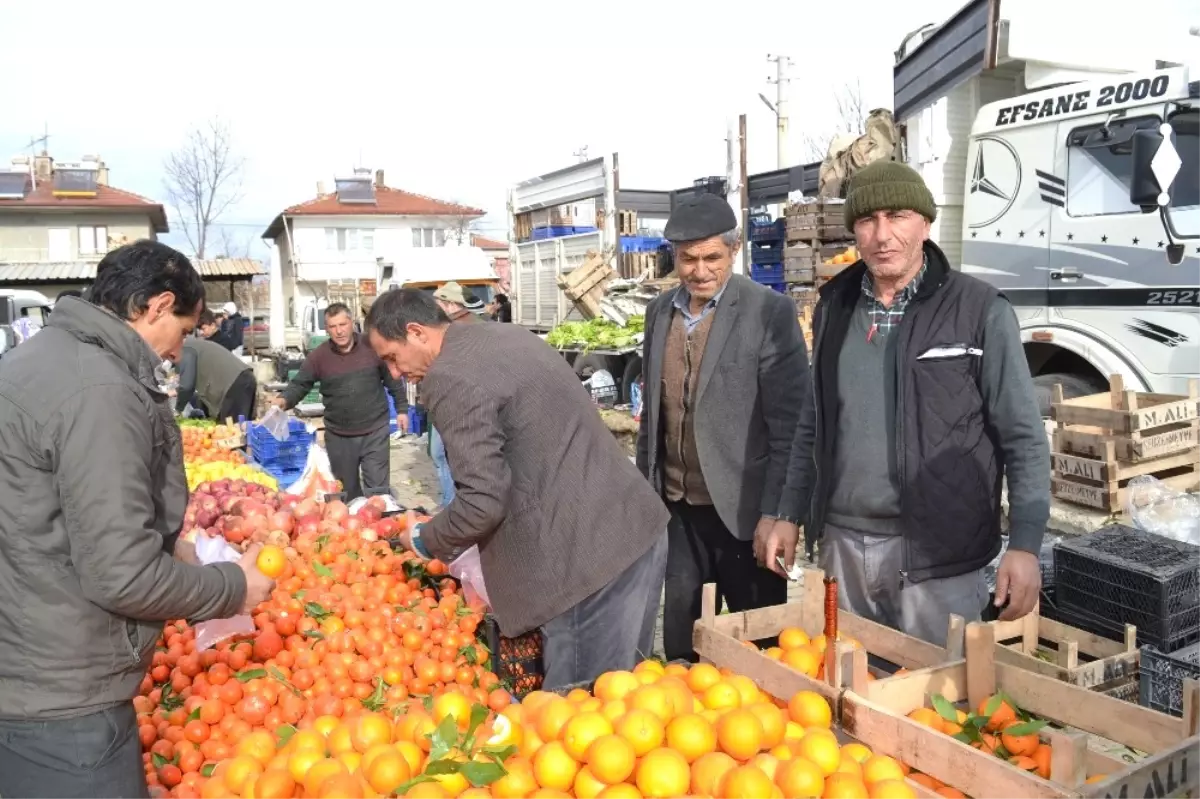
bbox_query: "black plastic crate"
[1054,525,1200,651]
[480,616,544,699]
[750,243,784,264]
[1140,643,1200,717]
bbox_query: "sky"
[1,0,1195,260]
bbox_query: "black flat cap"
[663,194,738,243]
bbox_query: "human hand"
[994,549,1041,621]
[398,414,409,434]
[753,516,800,577]
[236,543,276,614]
[271,396,287,409]
[174,537,199,565]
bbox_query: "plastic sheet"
[1125,475,1200,545]
[448,545,491,609]
[192,533,255,651]
[258,406,291,442]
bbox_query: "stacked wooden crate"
[1050,375,1199,513]
[783,200,854,285]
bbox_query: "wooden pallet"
[987,606,1138,690]
[785,200,849,242]
[618,251,657,279]
[514,212,533,243]
[555,251,613,319]
[617,209,638,236]
[840,622,1200,799]
[692,571,963,710]
[1052,376,1199,461]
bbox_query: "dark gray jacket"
[0,298,247,720]
[177,336,251,415]
[636,274,810,540]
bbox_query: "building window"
[78,225,108,256]
[324,228,375,251]
[412,228,446,248]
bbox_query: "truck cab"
[0,290,53,359]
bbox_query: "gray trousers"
[819,523,988,648]
[0,704,149,799]
[324,425,391,500]
[541,532,668,690]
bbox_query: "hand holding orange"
[255,544,286,578]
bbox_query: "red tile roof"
[470,234,509,250]
[263,185,485,239]
[0,177,169,232]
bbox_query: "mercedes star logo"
[971,149,1010,201]
[967,136,1022,230]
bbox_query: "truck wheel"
[621,356,643,405]
[574,354,619,381]
[1032,372,1109,418]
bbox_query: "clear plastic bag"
[258,406,291,442]
[286,444,340,498]
[192,533,256,651]
[449,545,491,609]
[1125,475,1200,545]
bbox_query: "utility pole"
[765,54,792,169]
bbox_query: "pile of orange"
[754,626,872,683]
[905,693,1110,790]
[824,247,858,267]
[181,424,246,465]
[138,525,502,799]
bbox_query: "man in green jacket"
[176,310,257,420]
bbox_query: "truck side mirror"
[1129,129,1165,210]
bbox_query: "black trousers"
[215,372,257,423]
[324,425,391,500]
[662,501,788,662]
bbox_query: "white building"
[260,168,484,345]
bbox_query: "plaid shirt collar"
[861,254,928,339]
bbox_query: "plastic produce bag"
[258,406,291,442]
[1125,475,1200,545]
[449,545,491,609]
[985,534,1060,594]
[285,443,340,499]
[193,533,255,651]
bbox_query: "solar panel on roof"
[0,171,28,198]
[335,178,375,204]
[53,168,99,196]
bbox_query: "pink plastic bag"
[448,546,491,609]
[192,533,256,651]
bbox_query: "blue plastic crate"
[619,235,666,254]
[406,406,426,437]
[248,452,305,487]
[750,263,784,282]
[531,226,598,241]
[761,281,787,294]
[750,243,783,265]
[749,216,786,243]
[248,418,314,461]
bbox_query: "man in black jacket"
[762,161,1049,645]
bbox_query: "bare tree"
[443,202,484,246]
[213,226,253,259]
[801,79,869,162]
[163,119,245,258]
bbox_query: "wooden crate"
[1052,376,1199,462]
[618,251,657,279]
[555,251,613,319]
[785,200,850,242]
[617,209,638,236]
[692,571,964,710]
[514,212,533,243]
[840,622,1200,799]
[987,606,1138,690]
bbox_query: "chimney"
[95,156,109,186]
[375,169,384,188]
[317,180,327,196]
[33,154,53,181]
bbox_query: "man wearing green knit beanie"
[760,160,1050,646]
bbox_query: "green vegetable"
[546,316,645,352]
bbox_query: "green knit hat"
[843,161,938,228]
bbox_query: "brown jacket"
[419,322,668,636]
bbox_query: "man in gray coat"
[367,289,669,689]
[0,240,273,798]
[636,195,810,662]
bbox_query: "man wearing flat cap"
[636,194,810,662]
[769,161,1049,645]
[434,282,487,321]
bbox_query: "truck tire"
[1032,372,1109,418]
[621,356,643,405]
[574,354,620,381]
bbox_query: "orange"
[776,756,825,798]
[716,709,765,761]
[1000,720,1040,757]
[666,714,718,763]
[406,783,451,798]
[302,757,348,797]
[861,754,906,786]
[691,751,739,796]
[287,748,326,784]
[789,691,833,729]
[490,761,539,799]
[594,671,640,702]
[634,659,665,678]
[224,755,265,795]
[977,695,1018,732]
[1009,755,1039,773]
[657,677,696,717]
[313,715,341,738]
[748,703,787,748]
[906,707,944,733]
[290,729,328,753]
[750,753,781,782]
[627,685,674,723]
[718,764,776,799]
[586,734,636,784]
[327,723,356,756]
[533,741,580,792]
[795,729,842,776]
[316,773,364,799]
[253,769,298,799]
[908,773,942,790]
[635,748,691,798]
[363,748,411,794]
[868,779,916,799]
[614,710,665,757]
[256,545,287,578]
[598,785,643,798]
[536,698,578,743]
[702,681,743,711]
[823,772,870,799]
[1031,744,1052,779]
[840,743,873,764]
[600,700,628,722]
[782,646,821,678]
[727,674,763,707]
[778,627,811,651]
[573,767,608,799]
[686,663,724,693]
[562,712,614,762]
[835,753,864,778]
[238,730,279,765]
[350,712,394,753]
[432,692,474,732]
[395,740,426,775]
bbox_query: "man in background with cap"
[217,301,245,356]
[427,282,485,505]
[636,194,810,662]
[769,161,1049,646]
